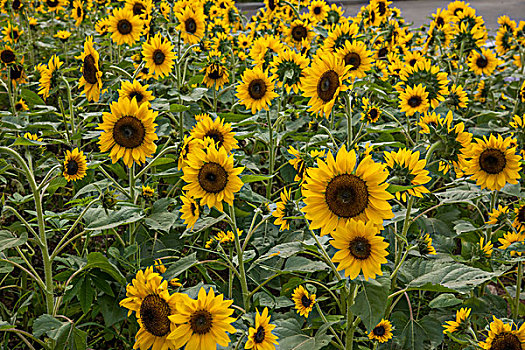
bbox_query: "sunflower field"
[1,0,525,349]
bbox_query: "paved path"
[342,0,525,30]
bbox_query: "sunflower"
[269,49,309,94]
[432,8,451,28]
[478,316,525,350]
[461,134,521,191]
[301,51,350,118]
[448,84,468,109]
[190,113,238,154]
[76,36,102,102]
[272,188,294,231]
[479,237,494,257]
[125,0,152,18]
[38,55,63,100]
[0,45,15,65]
[167,287,236,349]
[160,1,171,19]
[202,51,230,90]
[360,97,381,123]
[475,80,489,103]
[142,33,175,80]
[142,185,154,197]
[287,146,326,183]
[418,233,437,255]
[245,308,278,350]
[1,0,23,13]
[398,84,430,116]
[14,98,28,112]
[45,0,65,11]
[24,132,42,142]
[368,319,393,343]
[324,21,359,53]
[72,0,84,26]
[250,35,284,69]
[443,308,471,335]
[54,30,71,42]
[287,19,314,50]
[309,0,329,23]
[498,232,525,256]
[335,40,373,80]
[95,17,110,35]
[468,48,500,76]
[496,26,514,56]
[236,66,278,114]
[9,62,26,86]
[28,17,38,30]
[2,23,23,43]
[62,148,87,182]
[513,204,525,233]
[486,205,510,225]
[214,229,240,245]
[98,98,158,168]
[175,6,205,45]
[177,135,205,169]
[383,148,431,202]
[291,285,316,318]
[180,192,200,229]
[108,8,143,46]
[182,144,244,211]
[119,80,154,106]
[302,145,393,236]
[119,267,183,350]
[330,219,389,280]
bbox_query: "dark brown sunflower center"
[378,47,387,58]
[12,0,21,10]
[476,56,488,68]
[205,129,225,147]
[518,206,525,223]
[373,325,386,336]
[190,202,197,216]
[377,2,386,16]
[407,96,422,108]
[133,3,145,16]
[268,0,276,11]
[344,52,361,70]
[248,79,267,100]
[198,162,228,193]
[10,64,22,79]
[301,295,311,307]
[453,8,463,16]
[129,91,143,102]
[325,174,369,218]
[47,0,58,7]
[254,326,265,343]
[349,236,372,260]
[368,108,378,120]
[490,332,522,350]
[140,294,172,337]
[1,50,15,64]
[317,70,339,102]
[83,54,98,84]
[189,309,213,335]
[409,58,417,66]
[76,7,82,17]
[436,16,444,26]
[291,25,307,42]
[153,49,165,65]
[313,6,321,14]
[117,19,132,35]
[11,30,19,40]
[113,116,146,149]
[479,148,506,174]
[208,67,222,80]
[15,102,22,111]
[66,160,79,175]
[185,18,197,34]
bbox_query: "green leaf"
[429,293,462,309]
[78,276,94,314]
[275,318,332,350]
[85,252,126,285]
[144,198,179,233]
[0,230,27,251]
[169,103,190,113]
[386,183,419,193]
[33,314,63,338]
[21,88,45,106]
[261,242,304,260]
[46,177,67,195]
[284,256,328,273]
[188,74,204,85]
[12,137,46,146]
[392,313,444,350]
[241,174,272,183]
[163,253,198,281]
[350,276,390,332]
[71,327,87,350]
[99,295,127,327]
[86,207,144,231]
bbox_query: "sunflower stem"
[316,303,345,349]
[213,81,217,112]
[424,140,441,163]
[345,93,353,148]
[514,261,523,319]
[266,110,275,199]
[229,203,250,311]
[345,283,357,350]
[391,195,414,290]
[6,68,17,117]
[61,76,75,140]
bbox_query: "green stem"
[229,203,250,310]
[316,303,345,349]
[392,195,414,290]
[514,262,523,319]
[266,110,274,199]
[424,140,442,163]
[345,283,357,350]
[345,94,353,148]
[61,76,75,139]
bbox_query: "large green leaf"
[86,207,144,231]
[33,314,62,338]
[163,253,198,281]
[350,276,390,332]
[392,312,444,350]
[274,318,332,350]
[284,256,328,273]
[144,198,179,233]
[0,230,27,251]
[84,252,126,285]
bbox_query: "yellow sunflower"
[245,307,279,350]
[383,148,431,202]
[54,30,71,42]
[175,6,205,45]
[468,48,500,76]
[142,33,175,79]
[0,45,15,65]
[513,204,525,233]
[14,98,28,112]
[118,79,155,106]
[479,237,493,257]
[368,319,393,343]
[236,66,278,114]
[98,98,159,168]
[269,49,310,94]
[76,36,103,102]
[190,113,238,154]
[398,84,430,116]
[45,0,66,12]
[302,145,393,236]
[336,40,373,79]
[63,148,87,182]
[182,144,244,211]
[272,188,294,231]
[180,192,200,230]
[448,84,468,109]
[486,205,510,225]
[291,285,316,318]
[443,307,471,335]
[2,23,23,43]
[301,51,350,118]
[167,287,237,349]
[202,51,230,90]
[309,0,329,23]
[330,219,389,280]
[72,0,85,26]
[287,19,314,50]
[108,7,143,46]
[462,134,521,191]
[498,232,525,256]
[419,233,437,255]
[38,55,63,100]
[249,35,284,69]
[119,266,183,350]
[360,97,381,123]
[520,81,525,103]
[142,185,154,197]
[177,135,205,169]
[478,316,525,350]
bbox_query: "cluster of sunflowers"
[2,0,525,348]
